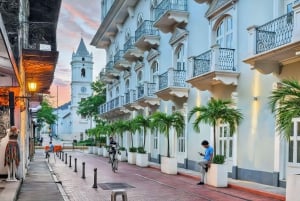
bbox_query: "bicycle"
[111,150,118,172]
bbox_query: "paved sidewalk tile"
[49,150,282,201]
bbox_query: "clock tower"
[70,38,93,140]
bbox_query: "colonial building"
[91,0,300,187]
[54,38,94,141]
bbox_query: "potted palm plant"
[188,98,243,187]
[114,120,127,162]
[134,115,151,167]
[124,119,140,164]
[150,111,184,174]
[269,79,300,200]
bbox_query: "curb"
[150,164,285,201]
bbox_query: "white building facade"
[91,0,300,187]
[54,38,94,141]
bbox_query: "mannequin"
[4,126,20,181]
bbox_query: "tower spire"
[75,38,89,56]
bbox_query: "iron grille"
[114,50,125,62]
[124,37,135,52]
[218,48,235,71]
[173,70,186,87]
[135,20,159,42]
[125,92,130,104]
[147,83,156,96]
[256,11,294,54]
[137,85,144,99]
[193,50,211,76]
[154,0,187,21]
[105,61,114,69]
[158,71,168,90]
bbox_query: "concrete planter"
[117,150,127,162]
[136,153,148,167]
[206,164,228,187]
[93,146,98,155]
[286,174,300,201]
[103,148,109,157]
[87,146,93,154]
[161,156,177,174]
[127,152,136,164]
[97,147,103,156]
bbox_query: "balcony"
[187,46,239,92]
[244,3,300,75]
[123,89,143,111]
[99,69,114,84]
[99,96,129,118]
[155,68,188,105]
[135,20,160,51]
[153,0,188,33]
[105,61,119,79]
[136,82,160,108]
[123,37,143,62]
[114,50,130,71]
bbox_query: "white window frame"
[153,129,158,150]
[289,119,300,166]
[217,122,233,159]
[178,131,185,153]
[216,16,233,48]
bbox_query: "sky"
[48,0,106,107]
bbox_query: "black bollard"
[92,168,97,188]
[69,155,72,167]
[62,151,64,161]
[74,158,77,172]
[59,152,61,159]
[65,153,68,164]
[82,162,86,179]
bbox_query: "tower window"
[81,68,86,77]
[82,57,85,61]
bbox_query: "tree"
[188,98,243,156]
[150,111,184,158]
[37,100,57,126]
[114,120,127,147]
[269,79,300,140]
[124,119,140,148]
[134,115,151,148]
[77,80,106,121]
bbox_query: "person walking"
[197,140,213,185]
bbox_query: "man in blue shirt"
[197,140,214,185]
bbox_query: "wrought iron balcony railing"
[99,96,125,114]
[154,0,188,21]
[124,37,135,52]
[147,83,156,96]
[137,85,144,99]
[256,11,294,54]
[135,20,159,41]
[105,61,114,69]
[114,50,125,62]
[193,48,235,77]
[159,69,186,90]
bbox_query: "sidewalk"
[17,152,66,201]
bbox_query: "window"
[153,129,158,149]
[125,30,131,41]
[218,122,233,158]
[178,131,185,152]
[82,57,85,61]
[139,129,144,147]
[116,87,119,96]
[81,68,86,77]
[216,16,233,48]
[137,13,143,27]
[151,61,158,82]
[176,45,185,70]
[289,120,300,164]
[137,71,143,85]
[81,87,87,93]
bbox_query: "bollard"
[92,168,97,188]
[65,153,68,164]
[74,158,77,172]
[59,152,61,159]
[62,151,64,161]
[81,162,86,179]
[111,189,128,201]
[69,155,72,167]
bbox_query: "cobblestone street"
[48,150,281,201]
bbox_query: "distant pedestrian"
[197,140,213,185]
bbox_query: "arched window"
[125,79,130,91]
[137,13,143,27]
[116,87,119,96]
[150,61,158,83]
[82,57,85,61]
[216,16,233,48]
[137,70,143,85]
[81,68,86,77]
[175,44,185,70]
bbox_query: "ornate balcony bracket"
[147,49,160,62]
[169,28,188,46]
[154,11,189,33]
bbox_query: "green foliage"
[37,100,57,126]
[269,79,300,140]
[119,147,126,151]
[129,147,137,153]
[212,155,225,164]
[188,98,243,156]
[150,111,184,157]
[77,80,106,121]
[76,138,95,146]
[134,115,151,148]
[137,146,146,154]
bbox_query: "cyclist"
[108,136,118,164]
[45,141,54,159]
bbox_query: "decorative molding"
[147,49,160,61]
[205,0,237,19]
[134,61,144,71]
[169,28,188,46]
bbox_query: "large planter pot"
[136,153,148,167]
[161,156,177,174]
[286,174,300,201]
[103,148,109,157]
[93,146,98,155]
[127,152,136,164]
[97,147,103,156]
[87,146,93,154]
[117,150,127,162]
[206,164,228,187]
